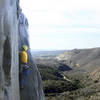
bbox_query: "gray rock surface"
[0,0,45,100]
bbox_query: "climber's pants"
[19,64,30,87]
[25,68,29,76]
[20,73,24,87]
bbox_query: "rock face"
[0,0,45,100]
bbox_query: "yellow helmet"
[22,45,28,51]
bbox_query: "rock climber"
[19,45,30,89]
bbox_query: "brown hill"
[57,47,100,72]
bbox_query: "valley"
[32,47,100,100]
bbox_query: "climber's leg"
[25,68,29,76]
[20,73,24,89]
[24,65,29,76]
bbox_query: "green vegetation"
[37,64,85,99]
[37,63,100,100]
[38,64,63,80]
[34,48,100,100]
[43,79,82,94]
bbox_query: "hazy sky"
[20,0,100,50]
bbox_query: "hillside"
[56,48,100,72]
[33,47,100,73]
[33,47,100,100]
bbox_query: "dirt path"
[61,74,72,82]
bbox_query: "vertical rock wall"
[0,0,19,100]
[17,1,46,100]
[0,0,45,100]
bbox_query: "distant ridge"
[31,50,67,58]
[56,47,100,72]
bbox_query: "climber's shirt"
[19,51,28,64]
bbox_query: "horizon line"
[30,46,100,51]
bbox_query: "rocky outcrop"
[89,68,100,83]
[0,0,45,100]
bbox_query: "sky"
[20,0,100,50]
